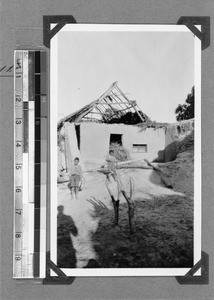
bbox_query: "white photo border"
[50,24,201,277]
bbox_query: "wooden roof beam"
[75,100,99,122]
[98,101,136,105]
[96,82,118,103]
[115,85,146,122]
[95,106,109,121]
[110,91,129,112]
[131,103,146,122]
[115,85,132,103]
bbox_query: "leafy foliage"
[175,87,194,121]
[109,142,131,162]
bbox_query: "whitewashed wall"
[77,123,165,170]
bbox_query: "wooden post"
[105,178,120,225]
[116,175,135,234]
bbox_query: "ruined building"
[57,82,194,174]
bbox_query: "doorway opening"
[75,125,80,150]
[109,134,123,146]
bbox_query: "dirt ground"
[57,161,193,268]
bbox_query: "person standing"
[68,157,83,200]
[106,150,118,181]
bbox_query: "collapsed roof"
[58,82,150,130]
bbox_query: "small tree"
[175,86,194,121]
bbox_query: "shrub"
[109,142,131,162]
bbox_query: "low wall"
[164,119,194,162]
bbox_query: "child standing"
[68,157,83,200]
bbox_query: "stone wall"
[164,119,194,162]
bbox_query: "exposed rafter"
[58,82,150,130]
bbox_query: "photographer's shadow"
[57,205,78,268]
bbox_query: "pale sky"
[57,30,194,123]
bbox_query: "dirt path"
[57,168,191,268]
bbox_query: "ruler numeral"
[16,142,22,147]
[16,119,22,125]
[16,165,22,170]
[16,188,22,193]
[15,256,21,261]
[16,210,22,215]
[16,58,22,70]
[16,96,22,102]
[15,233,22,238]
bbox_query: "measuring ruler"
[13,50,47,278]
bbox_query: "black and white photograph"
[50,24,201,276]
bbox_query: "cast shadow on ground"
[87,194,193,269]
[57,205,78,268]
[87,196,109,216]
[148,169,168,188]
